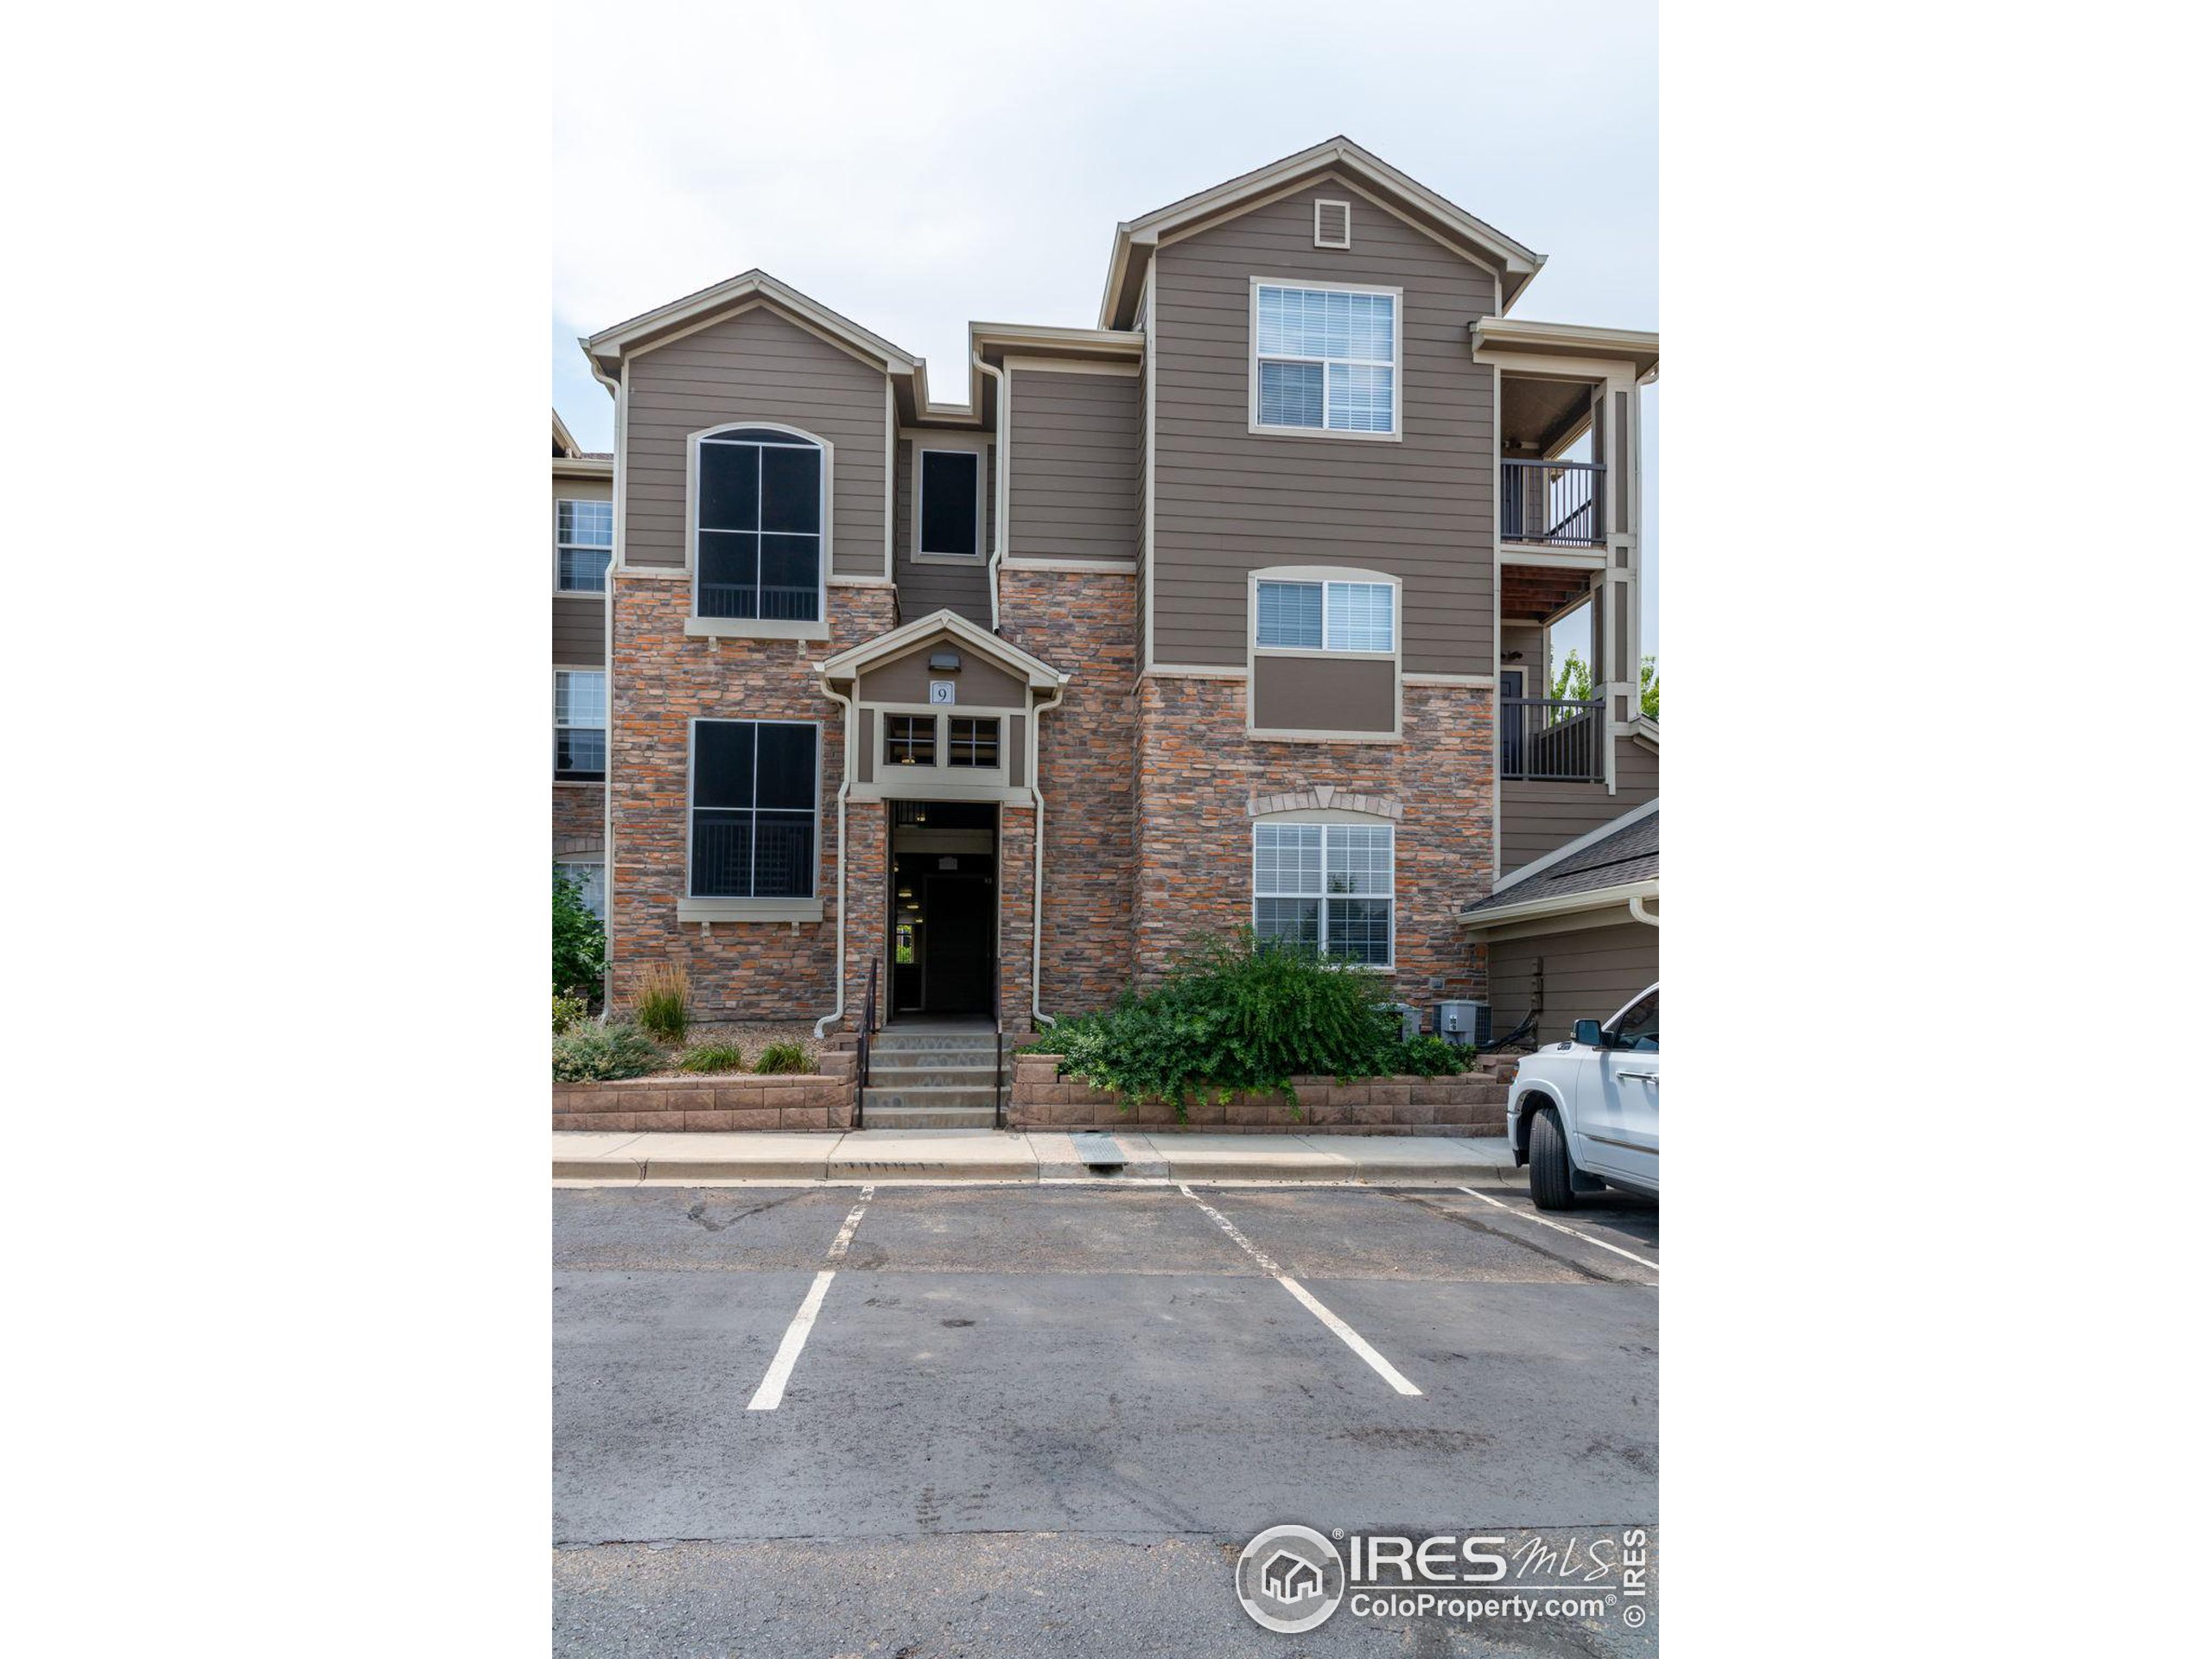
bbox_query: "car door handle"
[1616,1070,1658,1084]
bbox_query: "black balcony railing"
[1501,459,1605,546]
[1500,697,1605,781]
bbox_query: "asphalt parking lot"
[553,1179,1658,1656]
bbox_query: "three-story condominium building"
[559,137,1659,1039]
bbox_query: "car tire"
[1529,1105,1576,1211]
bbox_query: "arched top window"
[691,423,827,623]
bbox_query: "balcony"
[1500,459,1605,547]
[1500,697,1604,781]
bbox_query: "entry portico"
[814,610,1070,1029]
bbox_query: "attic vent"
[1313,199,1351,249]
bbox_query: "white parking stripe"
[746,1185,874,1411]
[1179,1185,1422,1397]
[1458,1186,1660,1273]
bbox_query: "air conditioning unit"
[1390,1002,1423,1042]
[1432,1000,1491,1047]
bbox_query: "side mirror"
[1572,1019,1605,1048]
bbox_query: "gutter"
[1026,679,1068,1029]
[974,351,1007,628]
[811,673,858,1040]
[1456,878,1659,934]
[1628,893,1658,927]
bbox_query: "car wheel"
[1529,1105,1576,1211]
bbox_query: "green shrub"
[553,870,606,1000]
[754,1042,810,1075]
[552,1021,661,1083]
[552,992,589,1035]
[633,963,690,1045]
[1376,1034,1478,1078]
[1045,927,1402,1110]
[675,1042,747,1075]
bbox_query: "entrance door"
[922,874,994,1014]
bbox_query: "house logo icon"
[1235,1525,1344,1633]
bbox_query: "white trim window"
[689,719,819,899]
[555,859,607,921]
[553,670,607,781]
[1253,821,1395,966]
[693,426,825,622]
[1253,283,1398,435]
[555,499,613,592]
[1255,578,1396,653]
[916,447,983,557]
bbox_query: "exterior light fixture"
[928,650,961,672]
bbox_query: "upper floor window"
[917,448,982,558]
[554,670,607,781]
[689,720,818,899]
[1252,820,1394,966]
[555,499,612,592]
[693,427,824,623]
[1255,579,1396,653]
[1252,283,1398,436]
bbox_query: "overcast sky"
[551,0,1657,662]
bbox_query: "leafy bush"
[552,992,589,1035]
[754,1042,810,1075]
[553,870,606,1000]
[552,1021,661,1083]
[1376,1034,1479,1078]
[676,1042,747,1075]
[1043,927,1403,1109]
[633,963,690,1045]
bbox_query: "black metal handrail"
[993,977,1006,1132]
[1500,697,1605,781]
[856,957,878,1129]
[1500,459,1605,546]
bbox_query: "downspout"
[1628,893,1659,927]
[974,351,1007,629]
[587,351,624,1018]
[812,673,857,1039]
[1027,679,1067,1029]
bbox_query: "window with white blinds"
[1254,579,1395,653]
[1254,283,1398,435]
[1252,821,1395,967]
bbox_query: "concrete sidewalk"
[553,1128,1523,1186]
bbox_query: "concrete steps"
[859,1103,1000,1129]
[862,1030,1004,1127]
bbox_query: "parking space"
[554,1179,1658,1552]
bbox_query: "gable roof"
[552,407,581,458]
[1099,136,1546,329]
[582,269,922,383]
[813,608,1070,690]
[1459,802,1658,929]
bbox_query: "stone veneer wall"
[553,783,604,853]
[607,574,898,1027]
[996,568,1139,1022]
[1129,677,1492,1006]
[1008,1054,1506,1135]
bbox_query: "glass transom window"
[694,428,823,622]
[1252,821,1395,966]
[690,720,818,899]
[884,715,936,767]
[1255,284,1397,434]
[1255,579,1396,652]
[556,499,612,592]
[947,717,1001,768]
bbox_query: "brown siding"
[623,304,887,577]
[1499,736,1659,874]
[1485,919,1657,1046]
[855,641,1026,709]
[1008,369,1139,561]
[1249,654,1396,734]
[893,435,992,625]
[1150,174,1497,673]
[552,595,605,665]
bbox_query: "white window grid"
[1251,822,1395,966]
[1254,579,1396,653]
[555,861,607,921]
[1255,283,1397,434]
[556,499,613,592]
[554,671,607,776]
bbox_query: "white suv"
[1504,984,1659,1210]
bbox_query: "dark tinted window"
[919,449,980,556]
[695,431,822,620]
[1609,989,1658,1052]
[690,720,817,899]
